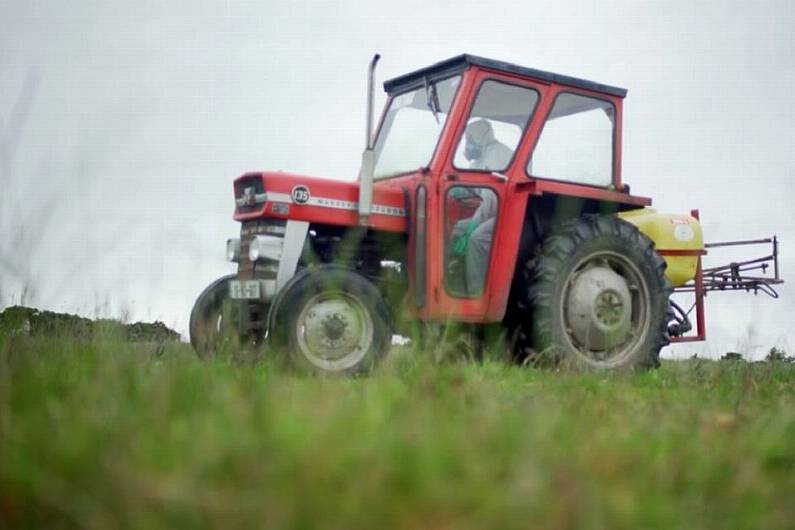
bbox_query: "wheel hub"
[297,293,374,367]
[594,290,625,326]
[322,313,347,341]
[565,264,632,351]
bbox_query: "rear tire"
[517,215,671,371]
[270,266,392,375]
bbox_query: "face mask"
[464,140,483,161]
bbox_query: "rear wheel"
[270,266,392,375]
[517,215,671,371]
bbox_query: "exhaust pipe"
[358,53,380,226]
[365,53,380,151]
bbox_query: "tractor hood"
[232,171,407,232]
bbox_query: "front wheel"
[189,275,243,359]
[523,215,672,371]
[270,266,392,375]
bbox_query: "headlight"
[226,238,240,262]
[248,235,283,262]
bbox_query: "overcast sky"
[1,0,793,359]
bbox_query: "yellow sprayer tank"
[619,208,704,287]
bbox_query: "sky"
[1,0,793,359]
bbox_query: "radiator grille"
[237,219,286,279]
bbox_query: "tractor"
[190,54,782,373]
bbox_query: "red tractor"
[190,54,782,373]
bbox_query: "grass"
[1,335,794,529]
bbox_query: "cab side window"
[528,93,615,186]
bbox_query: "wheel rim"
[560,251,651,367]
[295,291,374,371]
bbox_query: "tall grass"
[1,334,794,529]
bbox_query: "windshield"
[373,75,461,179]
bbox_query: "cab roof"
[383,54,627,98]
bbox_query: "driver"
[463,119,513,170]
[451,119,513,295]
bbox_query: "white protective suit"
[452,120,513,295]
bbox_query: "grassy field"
[1,334,794,530]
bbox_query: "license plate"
[229,280,261,300]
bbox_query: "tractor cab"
[368,55,651,322]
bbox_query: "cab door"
[431,74,543,321]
